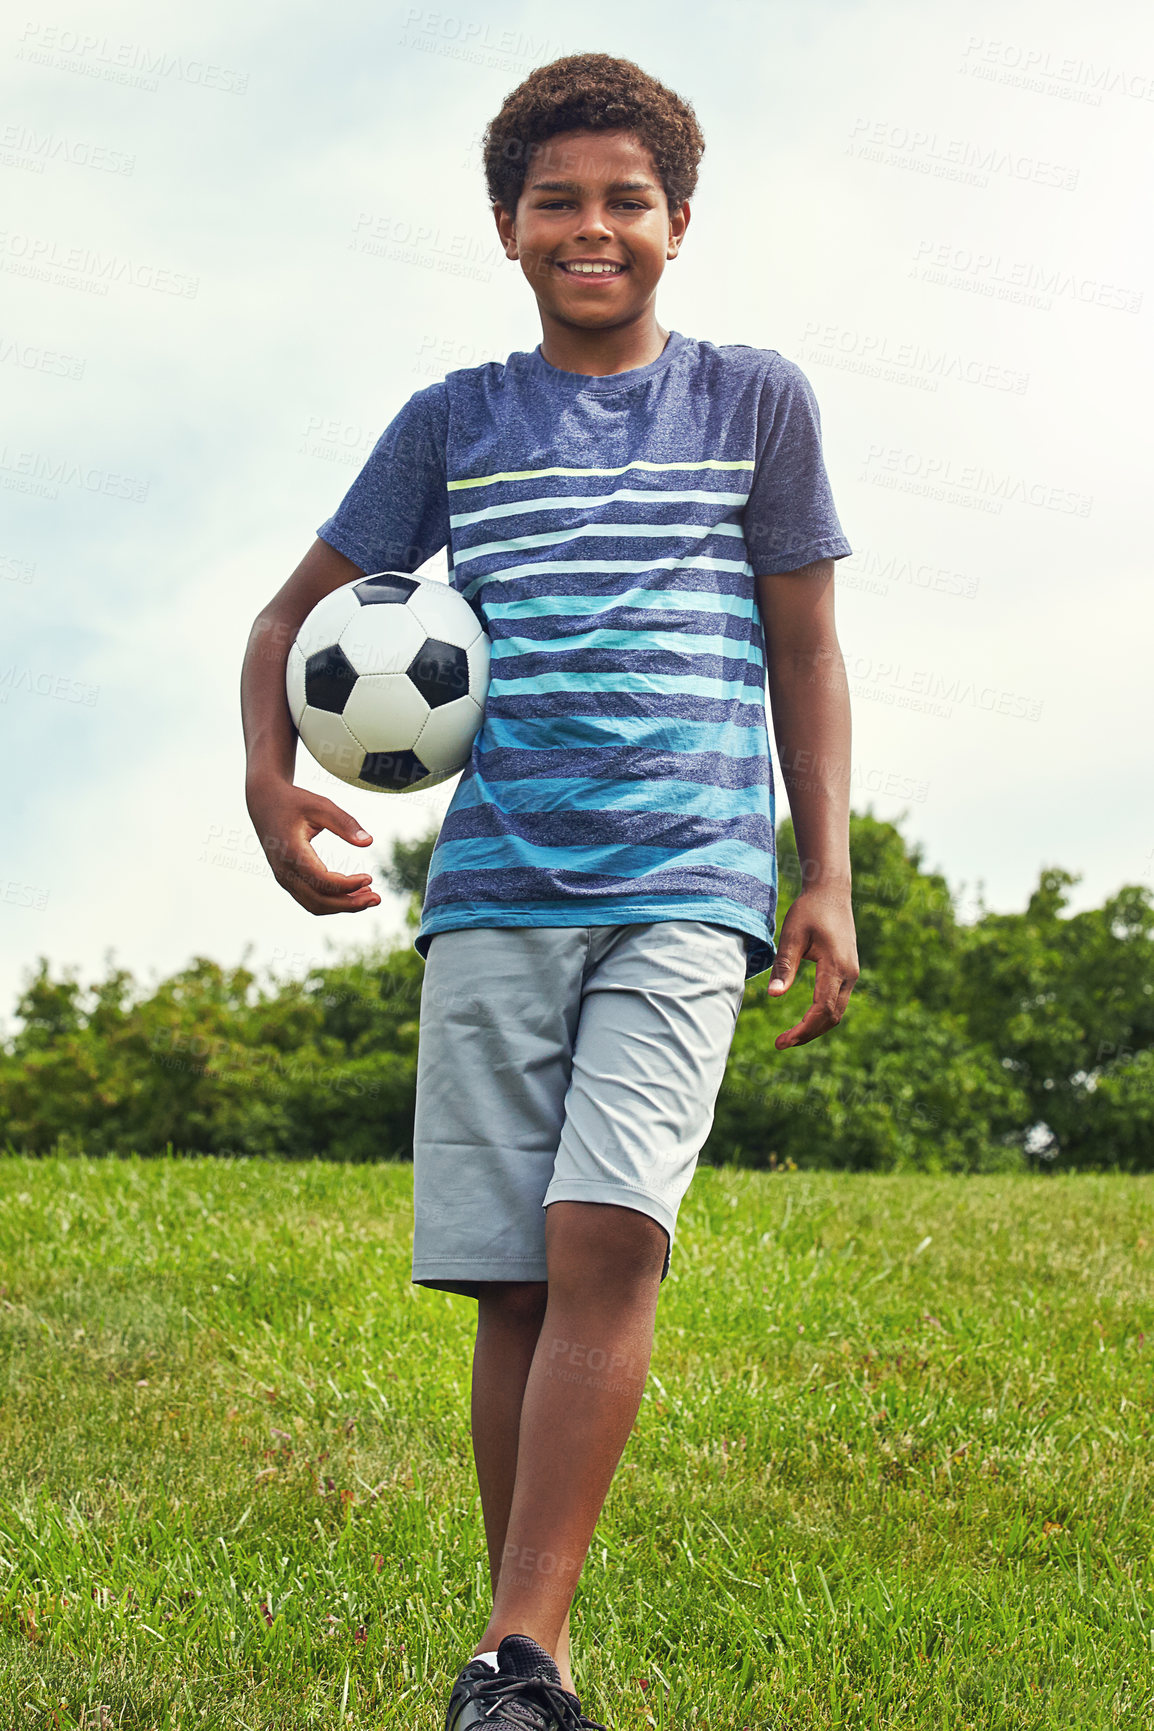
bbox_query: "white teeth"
[560,262,624,274]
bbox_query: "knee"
[545,1201,668,1291]
[477,1280,549,1329]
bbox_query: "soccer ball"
[286,571,490,792]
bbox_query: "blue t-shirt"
[316,330,851,979]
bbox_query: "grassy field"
[0,1156,1150,1730]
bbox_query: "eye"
[534,199,647,211]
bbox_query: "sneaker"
[445,1653,502,1731]
[445,1633,608,1731]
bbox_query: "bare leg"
[473,1201,666,1662]
[469,1279,575,1692]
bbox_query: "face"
[494,128,689,332]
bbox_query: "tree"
[2,814,1150,1168]
[954,870,1154,1167]
[707,812,1027,1172]
[380,830,438,928]
[0,947,425,1162]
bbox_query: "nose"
[574,202,614,243]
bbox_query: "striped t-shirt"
[316,330,851,979]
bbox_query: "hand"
[246,777,382,916]
[765,890,859,1048]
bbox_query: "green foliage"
[953,869,1154,1168]
[379,831,438,928]
[0,948,425,1162]
[1,813,1151,1168]
[831,811,963,1011]
[718,815,1020,1172]
[708,992,1028,1174]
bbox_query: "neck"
[536,311,670,377]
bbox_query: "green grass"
[0,1157,1151,1730]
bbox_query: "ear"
[494,203,519,260]
[667,198,690,259]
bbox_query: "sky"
[2,0,1151,1015]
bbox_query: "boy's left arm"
[757,556,860,1049]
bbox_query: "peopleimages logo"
[840,656,1044,723]
[0,122,135,175]
[15,22,248,94]
[958,36,1154,105]
[0,230,198,298]
[911,240,1142,315]
[0,445,148,503]
[840,545,979,601]
[0,663,99,706]
[297,413,376,468]
[0,553,36,583]
[398,7,565,75]
[846,116,1080,190]
[349,212,502,283]
[798,321,1029,396]
[859,445,1092,518]
[0,876,49,910]
[0,334,85,379]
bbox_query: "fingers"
[282,854,381,915]
[775,1000,834,1049]
[266,799,382,916]
[765,895,815,998]
[322,802,374,849]
[775,1002,833,1049]
[766,944,801,997]
[833,969,857,1022]
[774,955,857,1049]
[281,834,381,914]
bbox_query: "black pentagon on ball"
[406,638,470,708]
[354,572,419,606]
[304,643,359,714]
[359,747,430,791]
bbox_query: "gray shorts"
[411,920,748,1297]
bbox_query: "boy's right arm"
[240,537,382,916]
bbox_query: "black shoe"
[445,1633,608,1731]
[445,1653,502,1731]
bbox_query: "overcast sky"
[2,0,1151,1014]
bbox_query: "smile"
[555,261,627,276]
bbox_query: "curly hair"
[481,52,705,216]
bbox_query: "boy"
[240,52,859,1731]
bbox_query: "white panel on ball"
[342,672,431,751]
[294,586,361,661]
[406,578,481,645]
[413,694,484,773]
[297,706,370,782]
[466,633,492,694]
[338,603,427,677]
[286,642,307,726]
